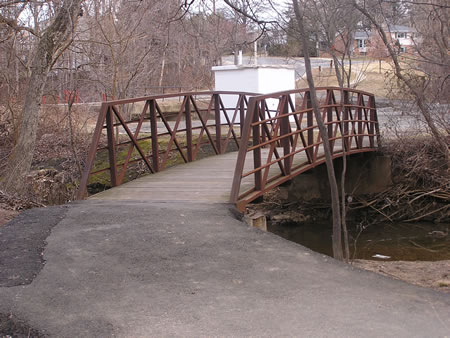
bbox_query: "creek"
[269,221,449,261]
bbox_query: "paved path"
[1,200,449,337]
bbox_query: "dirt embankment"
[352,260,450,293]
[0,190,44,227]
[0,208,18,227]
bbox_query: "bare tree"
[291,0,345,260]
[353,0,449,164]
[1,0,84,194]
[303,0,364,261]
[0,1,41,141]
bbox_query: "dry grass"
[296,59,402,98]
[352,259,450,293]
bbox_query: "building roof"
[354,31,371,39]
[212,64,295,72]
[387,25,416,33]
[354,25,415,40]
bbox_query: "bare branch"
[222,0,279,27]
[0,13,38,36]
[381,0,450,9]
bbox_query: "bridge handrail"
[229,87,381,210]
[240,86,379,101]
[102,90,260,105]
[77,91,258,199]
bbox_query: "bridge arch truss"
[230,87,380,210]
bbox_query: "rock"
[271,211,310,224]
[36,168,57,177]
[0,207,19,227]
[40,133,54,142]
[428,230,448,239]
[271,214,291,222]
[436,280,450,288]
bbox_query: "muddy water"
[268,221,449,261]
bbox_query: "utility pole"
[254,40,258,65]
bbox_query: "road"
[221,55,367,79]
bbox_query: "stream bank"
[351,260,449,292]
[245,137,449,293]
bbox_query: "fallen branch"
[368,203,394,222]
[403,204,450,223]
[409,188,443,204]
[408,240,439,253]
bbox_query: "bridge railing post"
[239,94,245,137]
[106,106,118,187]
[230,96,256,203]
[357,93,363,149]
[253,100,262,191]
[185,95,193,162]
[260,100,266,146]
[369,95,379,148]
[326,89,334,154]
[343,89,350,151]
[214,94,222,154]
[306,91,314,161]
[149,99,160,172]
[76,103,108,200]
[281,95,291,175]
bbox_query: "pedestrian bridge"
[77,88,380,210]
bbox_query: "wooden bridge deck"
[89,150,279,203]
[89,143,365,203]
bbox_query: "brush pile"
[349,137,449,223]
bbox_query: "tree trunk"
[292,0,344,260]
[331,52,351,262]
[340,90,350,262]
[159,49,167,88]
[1,0,83,194]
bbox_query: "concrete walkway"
[0,200,449,337]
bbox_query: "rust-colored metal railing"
[230,87,380,211]
[76,91,257,199]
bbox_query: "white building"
[212,64,296,123]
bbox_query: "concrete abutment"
[287,152,392,202]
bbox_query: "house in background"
[352,25,417,57]
[388,25,417,53]
[354,31,371,55]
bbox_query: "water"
[268,221,449,261]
